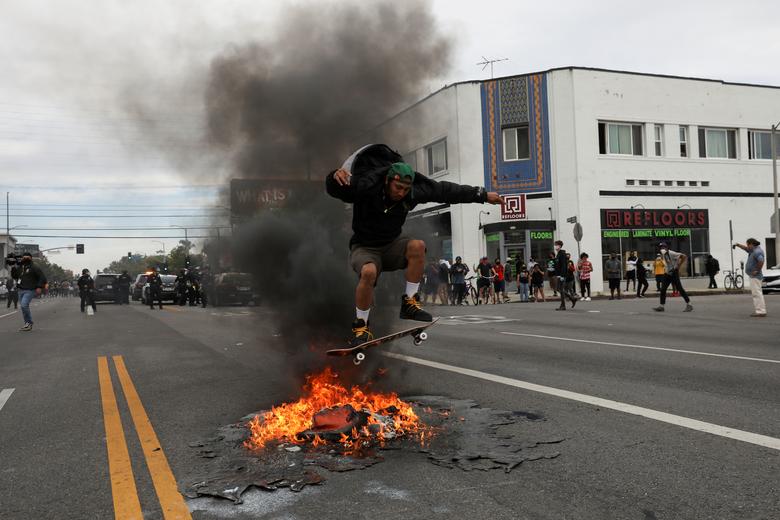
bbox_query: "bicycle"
[723,262,744,290]
[463,276,479,306]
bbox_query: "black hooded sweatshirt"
[326,166,488,248]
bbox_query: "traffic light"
[127,251,132,259]
[76,244,84,254]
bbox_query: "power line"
[6,226,230,231]
[6,214,228,218]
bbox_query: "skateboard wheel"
[419,332,428,341]
[356,352,366,361]
[413,338,422,347]
[353,357,362,366]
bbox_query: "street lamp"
[771,121,780,267]
[630,204,645,210]
[676,204,691,210]
[152,240,166,256]
[478,211,490,258]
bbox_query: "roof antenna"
[477,56,509,79]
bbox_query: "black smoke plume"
[209,0,453,383]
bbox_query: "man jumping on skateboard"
[326,144,502,347]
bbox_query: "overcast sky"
[1,0,778,274]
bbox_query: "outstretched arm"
[413,174,503,206]
[325,169,355,203]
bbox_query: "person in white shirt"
[625,251,637,292]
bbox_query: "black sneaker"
[400,294,433,322]
[350,318,374,347]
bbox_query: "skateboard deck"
[326,318,439,365]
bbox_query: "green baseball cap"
[387,162,415,183]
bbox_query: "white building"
[364,67,780,291]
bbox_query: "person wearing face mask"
[733,238,766,317]
[553,240,577,310]
[604,253,622,300]
[653,242,693,312]
[10,252,47,332]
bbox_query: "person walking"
[653,254,665,291]
[653,242,693,312]
[605,253,622,300]
[734,239,767,317]
[517,264,530,302]
[77,269,97,314]
[553,241,578,310]
[10,252,47,331]
[147,267,164,310]
[117,270,132,305]
[705,254,720,289]
[625,251,637,292]
[437,259,451,306]
[422,260,439,304]
[531,264,545,302]
[636,257,649,298]
[577,253,592,301]
[6,276,19,309]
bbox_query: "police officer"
[147,267,163,310]
[77,269,97,313]
[199,266,211,308]
[116,270,132,305]
[175,269,188,306]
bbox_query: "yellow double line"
[98,355,191,519]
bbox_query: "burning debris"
[245,368,428,451]
[184,384,565,505]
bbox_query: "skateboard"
[326,318,439,365]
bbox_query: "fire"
[245,367,426,450]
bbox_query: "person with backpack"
[326,144,502,346]
[705,254,720,289]
[77,269,97,314]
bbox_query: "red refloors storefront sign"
[601,209,708,230]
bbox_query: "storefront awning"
[482,220,556,233]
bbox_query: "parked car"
[762,265,780,294]
[132,274,148,301]
[210,272,256,306]
[93,273,119,302]
[141,275,178,304]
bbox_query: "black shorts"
[626,270,636,280]
[350,236,411,275]
[494,280,505,292]
[608,278,620,289]
[477,278,490,289]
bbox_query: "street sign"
[566,216,577,224]
[573,222,583,242]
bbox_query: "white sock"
[356,307,370,321]
[405,281,420,297]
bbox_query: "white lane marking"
[382,353,780,451]
[0,311,18,320]
[500,332,780,365]
[0,388,15,412]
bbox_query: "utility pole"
[772,123,779,266]
[6,192,8,236]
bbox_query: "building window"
[425,139,447,175]
[598,122,643,156]
[403,150,417,171]
[701,181,710,187]
[664,180,673,186]
[689,181,698,186]
[654,124,664,157]
[502,126,530,161]
[676,180,686,186]
[698,127,737,159]
[626,179,636,186]
[679,126,688,157]
[638,179,648,186]
[651,180,661,186]
[748,130,780,160]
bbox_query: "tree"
[36,256,71,282]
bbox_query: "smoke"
[204,0,452,178]
[207,0,453,385]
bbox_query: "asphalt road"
[0,292,778,519]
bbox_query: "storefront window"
[530,231,554,264]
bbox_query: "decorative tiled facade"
[481,73,552,194]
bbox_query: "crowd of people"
[416,241,741,313]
